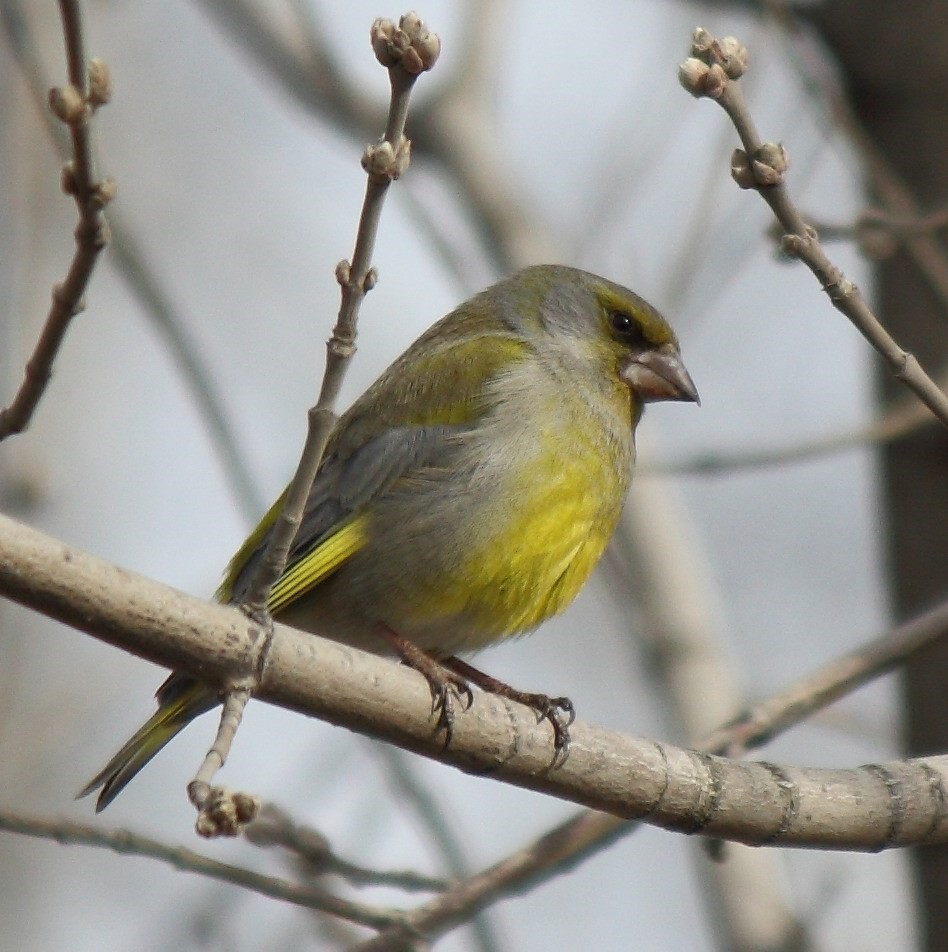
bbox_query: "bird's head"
[512,265,699,410]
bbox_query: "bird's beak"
[620,343,700,405]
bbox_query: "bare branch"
[187,15,440,828]
[1,512,948,853]
[759,1,948,315]
[679,28,948,430]
[706,597,948,758]
[246,803,448,893]
[0,0,112,440]
[783,206,948,262]
[0,811,403,929]
[241,13,440,617]
[196,0,552,272]
[1,0,264,521]
[358,596,948,949]
[647,377,939,476]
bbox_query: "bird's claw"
[528,695,574,768]
[426,670,474,748]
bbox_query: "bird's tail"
[78,675,217,812]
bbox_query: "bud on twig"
[678,58,710,97]
[691,27,715,59]
[92,177,118,208]
[48,84,87,125]
[87,58,113,108]
[681,28,748,97]
[751,142,789,186]
[371,12,440,73]
[60,161,78,196]
[717,36,748,79]
[361,136,412,181]
[730,149,756,189]
[731,144,789,189]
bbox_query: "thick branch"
[1,511,947,851]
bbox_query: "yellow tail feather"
[78,677,216,812]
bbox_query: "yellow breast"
[403,360,634,648]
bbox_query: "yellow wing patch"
[216,488,290,603]
[267,514,368,614]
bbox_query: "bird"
[80,264,698,811]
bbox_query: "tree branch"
[186,16,441,832]
[0,0,265,520]
[359,594,948,949]
[1,511,947,852]
[0,811,403,929]
[647,375,940,476]
[679,28,948,429]
[0,0,113,440]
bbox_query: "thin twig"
[373,746,504,952]
[246,803,448,893]
[196,0,552,272]
[240,14,439,617]
[0,811,403,930]
[0,0,113,440]
[759,0,948,316]
[705,597,948,758]
[187,689,259,837]
[786,206,948,261]
[0,0,263,521]
[679,28,948,429]
[647,377,938,476]
[190,14,440,832]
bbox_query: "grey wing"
[226,424,459,603]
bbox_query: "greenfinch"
[81,264,698,811]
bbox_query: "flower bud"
[87,58,112,107]
[751,142,789,186]
[370,12,439,73]
[371,18,400,67]
[92,177,118,208]
[691,27,714,59]
[48,84,86,125]
[678,57,710,97]
[718,36,748,79]
[730,149,757,189]
[60,161,78,196]
[399,11,422,39]
[704,63,728,98]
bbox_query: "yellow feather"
[267,515,369,614]
[215,488,289,603]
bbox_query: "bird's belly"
[378,449,626,653]
[280,423,630,657]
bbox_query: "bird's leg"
[440,656,575,767]
[378,628,474,747]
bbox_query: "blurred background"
[2,1,943,949]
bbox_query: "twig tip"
[371,12,441,74]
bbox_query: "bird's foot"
[380,628,473,747]
[442,656,575,768]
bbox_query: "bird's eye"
[609,310,647,346]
